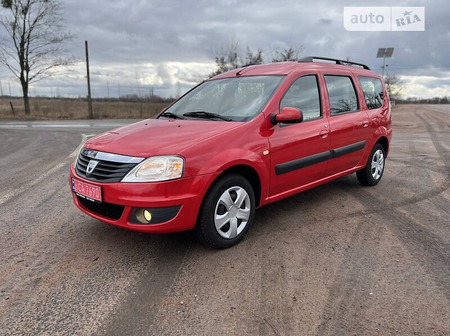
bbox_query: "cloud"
[1,0,448,99]
[26,60,215,98]
[402,74,450,98]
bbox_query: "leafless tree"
[211,42,304,77]
[272,46,304,62]
[245,46,263,65]
[210,40,240,77]
[210,41,265,77]
[0,0,74,114]
[384,73,403,101]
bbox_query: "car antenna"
[236,63,254,77]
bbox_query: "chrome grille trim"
[76,148,144,182]
[95,151,144,164]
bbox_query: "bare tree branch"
[210,41,304,77]
[272,46,304,62]
[0,0,75,114]
[384,73,403,101]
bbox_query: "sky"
[0,0,449,99]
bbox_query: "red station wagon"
[70,56,392,248]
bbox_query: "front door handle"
[319,130,329,138]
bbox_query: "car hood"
[85,119,243,158]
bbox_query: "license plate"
[72,178,102,203]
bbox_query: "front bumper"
[69,164,214,233]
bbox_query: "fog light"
[135,209,152,224]
[129,206,182,225]
[143,210,152,222]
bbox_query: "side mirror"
[270,107,303,125]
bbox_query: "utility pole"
[85,40,93,119]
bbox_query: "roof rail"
[299,56,370,70]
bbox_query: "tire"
[357,143,386,186]
[195,174,255,249]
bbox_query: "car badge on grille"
[86,160,99,175]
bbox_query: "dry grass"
[0,97,171,120]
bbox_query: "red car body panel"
[87,119,243,161]
[71,169,215,233]
[70,60,392,234]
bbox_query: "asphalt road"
[0,105,449,336]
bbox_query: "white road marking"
[0,134,96,206]
[0,160,69,206]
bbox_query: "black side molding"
[275,141,366,175]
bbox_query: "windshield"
[161,75,285,122]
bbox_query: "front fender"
[190,147,271,206]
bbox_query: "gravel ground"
[0,104,449,335]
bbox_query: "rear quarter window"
[324,75,359,115]
[358,76,384,109]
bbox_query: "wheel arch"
[194,166,260,248]
[215,165,262,208]
[376,136,390,157]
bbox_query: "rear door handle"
[362,120,370,128]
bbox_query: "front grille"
[77,196,124,220]
[76,149,143,182]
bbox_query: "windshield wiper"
[182,111,232,121]
[159,111,185,119]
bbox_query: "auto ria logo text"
[344,7,425,31]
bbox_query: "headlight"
[122,156,184,182]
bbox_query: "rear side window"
[324,75,359,115]
[280,75,321,121]
[358,76,384,109]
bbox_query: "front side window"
[163,75,285,122]
[280,75,321,121]
[358,76,384,109]
[325,75,359,115]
